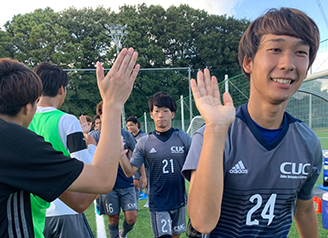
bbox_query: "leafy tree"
[0,30,13,58]
[1,4,250,118]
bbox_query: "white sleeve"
[58,114,94,164]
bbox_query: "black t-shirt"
[0,118,84,238]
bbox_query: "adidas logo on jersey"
[229,160,248,174]
[149,148,157,153]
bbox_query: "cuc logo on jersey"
[171,146,184,153]
[173,224,186,232]
[280,162,311,179]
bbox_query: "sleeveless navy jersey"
[182,103,322,237]
[131,128,192,212]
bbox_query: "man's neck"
[38,96,60,109]
[132,129,139,136]
[155,128,172,140]
[247,98,287,129]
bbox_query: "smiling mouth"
[271,78,294,85]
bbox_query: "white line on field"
[94,201,106,238]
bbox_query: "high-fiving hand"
[96,48,140,107]
[191,69,235,128]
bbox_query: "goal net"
[186,116,205,137]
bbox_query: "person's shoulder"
[135,133,149,145]
[0,118,26,133]
[60,112,78,122]
[121,128,129,136]
[89,129,100,136]
[176,128,190,135]
[122,128,135,139]
[0,119,49,147]
[289,116,318,138]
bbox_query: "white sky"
[0,0,241,27]
[2,0,328,38]
[1,0,328,41]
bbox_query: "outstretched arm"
[119,152,139,177]
[67,48,140,194]
[59,191,97,213]
[187,69,235,234]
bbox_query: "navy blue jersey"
[114,129,136,189]
[182,103,322,237]
[131,128,192,211]
[89,128,136,189]
[134,129,146,141]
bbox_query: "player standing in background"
[182,7,322,237]
[91,101,139,238]
[126,115,148,206]
[120,92,192,238]
[29,62,97,238]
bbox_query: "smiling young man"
[120,92,192,238]
[182,8,322,238]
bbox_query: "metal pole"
[225,74,229,93]
[180,95,185,131]
[188,67,192,123]
[144,112,148,133]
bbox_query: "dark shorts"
[43,213,94,238]
[150,206,186,237]
[98,187,138,215]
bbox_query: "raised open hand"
[191,69,235,128]
[96,48,140,108]
[79,115,91,134]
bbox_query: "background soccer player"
[120,92,192,238]
[91,101,139,238]
[29,63,97,238]
[126,115,148,207]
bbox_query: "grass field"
[85,133,328,237]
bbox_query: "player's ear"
[243,56,253,74]
[22,103,32,115]
[58,85,65,95]
[150,111,154,119]
[171,111,175,119]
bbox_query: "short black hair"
[148,92,177,112]
[126,116,140,129]
[33,63,68,97]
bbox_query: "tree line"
[0,4,250,117]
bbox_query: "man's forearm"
[188,124,227,234]
[119,153,137,177]
[294,199,318,238]
[59,191,98,213]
